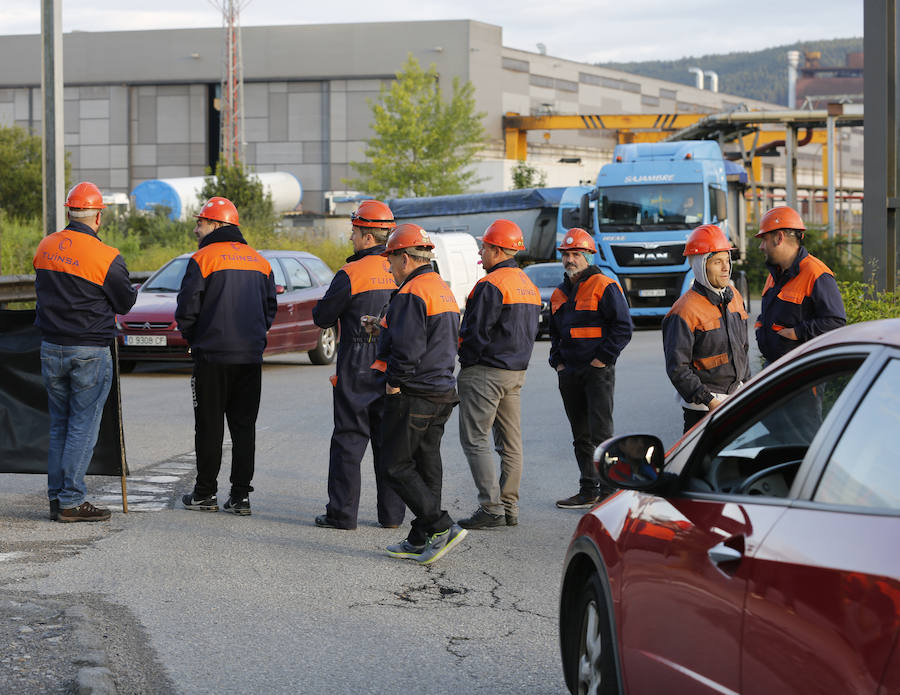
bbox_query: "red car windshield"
[142,258,190,292]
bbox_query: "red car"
[560,318,900,695]
[116,250,338,371]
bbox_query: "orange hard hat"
[382,223,435,256]
[557,228,597,254]
[756,206,806,238]
[196,197,240,226]
[64,182,106,209]
[684,224,733,256]
[351,200,396,229]
[481,219,525,251]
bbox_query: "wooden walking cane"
[112,340,128,513]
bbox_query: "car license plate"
[124,335,166,346]
[638,289,666,298]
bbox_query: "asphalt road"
[1,327,758,694]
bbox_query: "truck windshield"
[597,184,704,231]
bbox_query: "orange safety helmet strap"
[196,197,240,226]
[557,227,597,254]
[382,223,435,256]
[684,224,734,256]
[351,200,396,229]
[481,219,525,251]
[756,205,806,238]
[65,181,106,209]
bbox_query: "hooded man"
[662,224,750,433]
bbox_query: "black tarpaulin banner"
[0,309,126,476]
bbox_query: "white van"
[429,232,484,311]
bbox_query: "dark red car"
[560,318,900,695]
[116,250,337,371]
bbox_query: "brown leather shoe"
[58,501,111,523]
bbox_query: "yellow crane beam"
[503,112,709,159]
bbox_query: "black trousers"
[191,361,261,500]
[326,344,406,528]
[557,364,615,492]
[683,407,707,434]
[381,393,454,545]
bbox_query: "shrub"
[839,281,900,324]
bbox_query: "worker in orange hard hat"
[176,196,277,516]
[375,223,468,565]
[550,228,632,510]
[33,181,137,522]
[456,220,540,530]
[754,206,845,365]
[662,224,751,433]
[311,199,404,531]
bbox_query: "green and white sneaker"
[386,538,426,560]
[417,524,468,565]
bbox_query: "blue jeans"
[40,342,112,509]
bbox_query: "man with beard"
[549,228,632,509]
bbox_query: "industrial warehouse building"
[0,20,862,215]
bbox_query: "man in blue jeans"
[33,182,137,522]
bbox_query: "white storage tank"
[131,172,302,220]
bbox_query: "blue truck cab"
[558,140,748,318]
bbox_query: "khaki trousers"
[457,365,527,516]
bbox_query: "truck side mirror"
[715,188,727,221]
[579,193,591,230]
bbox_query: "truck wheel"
[308,326,337,365]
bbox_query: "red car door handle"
[708,542,743,565]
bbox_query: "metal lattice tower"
[211,0,248,166]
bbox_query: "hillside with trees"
[599,38,862,106]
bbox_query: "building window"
[503,57,529,73]
[641,95,660,107]
[660,88,677,101]
[555,79,578,93]
[530,74,555,89]
[621,81,641,94]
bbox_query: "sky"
[3,1,863,64]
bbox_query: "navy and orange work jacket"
[662,281,750,407]
[548,265,633,369]
[377,264,459,395]
[33,221,137,346]
[175,225,277,364]
[312,245,396,349]
[458,258,540,371]
[755,247,846,364]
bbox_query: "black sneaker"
[555,491,602,509]
[49,499,60,521]
[224,496,251,516]
[182,492,218,511]
[458,507,504,530]
[315,514,353,529]
[505,511,518,527]
[417,524,468,565]
[385,538,426,560]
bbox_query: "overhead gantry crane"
[501,105,863,235]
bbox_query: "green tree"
[0,125,71,220]
[198,161,276,227]
[346,54,486,198]
[511,160,548,189]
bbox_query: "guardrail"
[0,271,152,305]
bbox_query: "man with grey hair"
[33,181,136,522]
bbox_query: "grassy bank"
[1,211,352,275]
